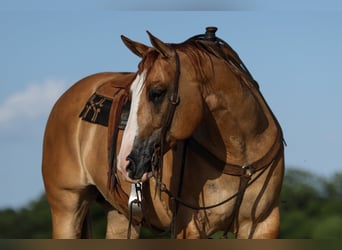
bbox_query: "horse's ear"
[147,31,173,58]
[121,35,150,58]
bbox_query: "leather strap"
[107,88,129,190]
[153,46,181,190]
[187,129,283,177]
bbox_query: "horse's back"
[43,71,136,184]
[48,72,134,117]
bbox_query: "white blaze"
[117,71,146,176]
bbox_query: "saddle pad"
[79,93,130,128]
[79,93,112,126]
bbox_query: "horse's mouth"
[121,170,153,184]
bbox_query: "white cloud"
[0,79,68,129]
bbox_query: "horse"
[42,27,284,239]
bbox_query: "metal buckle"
[169,93,180,105]
[242,164,253,177]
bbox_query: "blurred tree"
[279,168,342,239]
[0,194,52,238]
[312,216,342,239]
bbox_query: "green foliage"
[0,194,52,238]
[88,203,107,238]
[279,168,342,239]
[312,216,342,239]
[0,168,341,238]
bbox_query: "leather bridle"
[127,46,181,239]
[131,28,284,239]
[151,46,181,192]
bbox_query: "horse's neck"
[195,70,278,166]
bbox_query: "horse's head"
[117,32,205,183]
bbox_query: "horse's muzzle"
[126,155,139,179]
[126,151,153,182]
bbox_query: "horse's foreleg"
[250,205,280,239]
[105,209,140,239]
[237,205,280,239]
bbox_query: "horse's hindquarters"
[42,72,136,238]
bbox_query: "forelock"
[138,50,160,74]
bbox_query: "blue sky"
[1,0,342,208]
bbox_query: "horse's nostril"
[126,156,136,178]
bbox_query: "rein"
[152,135,283,238]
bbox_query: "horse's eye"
[148,87,167,104]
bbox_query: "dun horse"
[42,27,284,239]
